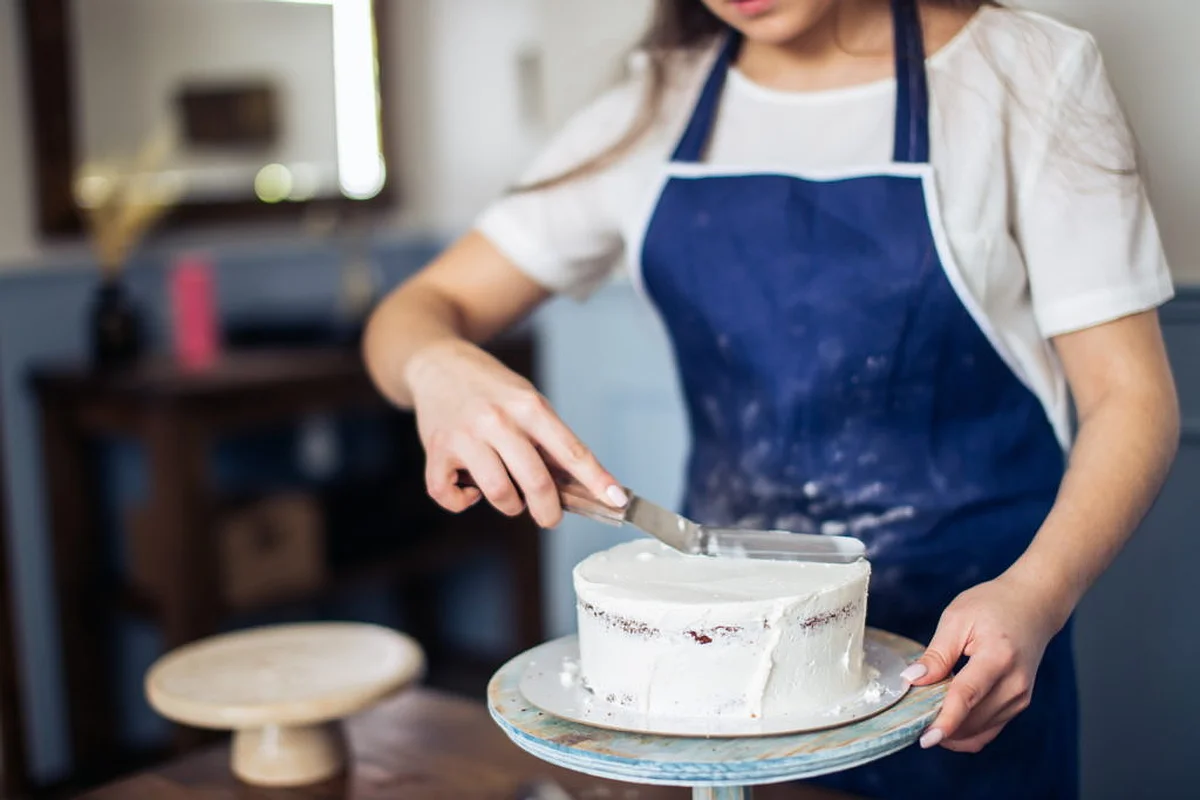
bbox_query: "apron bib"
[634,1,1077,797]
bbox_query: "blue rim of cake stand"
[487,628,949,788]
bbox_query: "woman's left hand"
[902,574,1071,753]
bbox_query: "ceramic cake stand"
[146,622,424,787]
[488,628,947,800]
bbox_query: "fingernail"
[900,663,928,684]
[919,728,944,749]
[606,485,629,507]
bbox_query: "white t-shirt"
[476,7,1173,447]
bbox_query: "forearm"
[362,282,470,409]
[1005,385,1179,622]
[363,233,552,410]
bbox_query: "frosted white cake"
[573,539,870,719]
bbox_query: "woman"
[364,1,1179,796]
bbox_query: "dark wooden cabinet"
[0,356,29,797]
[31,341,544,785]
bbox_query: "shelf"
[117,520,511,621]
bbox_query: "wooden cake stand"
[488,629,948,800]
[146,622,424,787]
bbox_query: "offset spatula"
[455,471,865,564]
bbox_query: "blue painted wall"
[0,233,451,782]
[5,248,1198,794]
[1073,295,1200,800]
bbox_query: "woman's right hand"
[404,338,628,528]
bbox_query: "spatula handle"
[454,470,627,526]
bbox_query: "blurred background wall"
[0,1,1196,797]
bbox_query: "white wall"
[1014,0,1200,280]
[0,0,34,266]
[419,0,541,234]
[1,1,1196,275]
[535,0,654,132]
[72,0,340,197]
[0,0,543,266]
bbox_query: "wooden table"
[75,689,856,799]
[31,342,543,785]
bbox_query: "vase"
[90,276,144,368]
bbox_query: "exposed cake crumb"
[799,600,861,630]
[685,625,742,644]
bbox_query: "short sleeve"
[1014,35,1174,337]
[474,73,648,301]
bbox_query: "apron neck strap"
[670,34,742,163]
[891,0,931,163]
[669,0,932,165]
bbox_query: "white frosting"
[573,539,870,719]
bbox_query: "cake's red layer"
[577,600,861,644]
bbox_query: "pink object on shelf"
[170,253,221,370]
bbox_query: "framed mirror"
[20,0,395,237]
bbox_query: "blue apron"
[636,1,1077,796]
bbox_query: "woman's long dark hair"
[520,0,996,191]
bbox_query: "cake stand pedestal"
[488,629,947,800]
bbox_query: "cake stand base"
[232,721,347,786]
[694,787,752,800]
[488,628,947,798]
